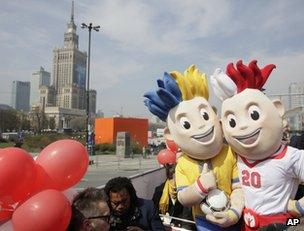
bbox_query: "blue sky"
[0,0,304,118]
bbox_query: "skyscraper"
[11,81,30,111]
[288,82,304,130]
[40,1,97,130]
[31,66,51,107]
[52,1,87,110]
[289,82,304,109]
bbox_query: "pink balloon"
[36,139,89,191]
[12,189,71,231]
[165,140,179,154]
[0,148,36,206]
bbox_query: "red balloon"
[0,148,36,206]
[157,149,176,165]
[36,140,88,191]
[165,140,179,154]
[12,189,71,231]
[30,164,55,196]
[0,202,13,223]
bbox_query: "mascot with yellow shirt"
[144,65,244,230]
[211,60,304,230]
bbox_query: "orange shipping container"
[94,117,148,148]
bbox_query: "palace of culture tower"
[53,1,86,110]
[40,1,96,129]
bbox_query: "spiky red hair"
[226,60,276,93]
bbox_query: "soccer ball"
[200,189,230,214]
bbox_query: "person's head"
[104,177,137,216]
[164,163,176,180]
[68,187,110,231]
[144,65,224,160]
[211,60,285,160]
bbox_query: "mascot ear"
[273,99,287,127]
[164,127,173,141]
[273,99,285,117]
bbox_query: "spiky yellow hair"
[170,65,209,101]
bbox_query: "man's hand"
[127,226,144,231]
[198,163,216,193]
[206,209,239,228]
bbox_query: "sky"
[0,0,304,119]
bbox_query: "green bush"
[0,142,14,148]
[94,143,116,152]
[23,134,70,152]
[0,137,8,143]
[131,143,142,154]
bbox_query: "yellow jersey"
[175,145,239,218]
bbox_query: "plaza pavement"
[75,154,160,189]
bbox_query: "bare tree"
[29,107,48,133]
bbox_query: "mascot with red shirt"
[211,60,304,230]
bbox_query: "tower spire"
[71,0,74,23]
[64,0,78,48]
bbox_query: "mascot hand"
[206,209,239,228]
[198,163,216,192]
[288,199,304,218]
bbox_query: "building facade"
[95,117,148,148]
[289,82,304,109]
[44,106,86,130]
[11,81,30,112]
[39,85,56,110]
[31,67,51,107]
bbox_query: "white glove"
[206,209,239,228]
[197,163,216,194]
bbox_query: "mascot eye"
[179,117,191,130]
[227,114,236,128]
[248,105,261,121]
[200,108,209,121]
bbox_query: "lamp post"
[81,23,100,155]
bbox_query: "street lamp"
[81,23,100,155]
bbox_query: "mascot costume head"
[144,65,223,160]
[144,65,244,231]
[211,60,304,230]
[211,60,284,160]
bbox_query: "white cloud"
[81,0,232,54]
[90,58,146,89]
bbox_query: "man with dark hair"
[105,177,165,231]
[68,187,111,231]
